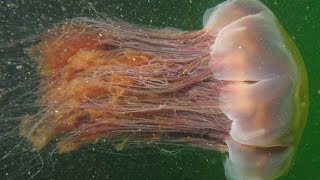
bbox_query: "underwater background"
[0,0,319,179]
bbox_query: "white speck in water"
[16,65,22,69]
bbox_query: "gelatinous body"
[203,0,308,179]
[3,0,308,179]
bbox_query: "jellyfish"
[1,0,308,179]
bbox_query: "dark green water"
[0,0,319,179]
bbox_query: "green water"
[1,0,319,179]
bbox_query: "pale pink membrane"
[203,0,307,179]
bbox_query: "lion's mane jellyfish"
[5,0,308,179]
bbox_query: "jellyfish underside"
[18,0,308,180]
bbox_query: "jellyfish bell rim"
[277,21,309,146]
[202,0,273,36]
[223,139,295,180]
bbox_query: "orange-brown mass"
[21,23,154,152]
